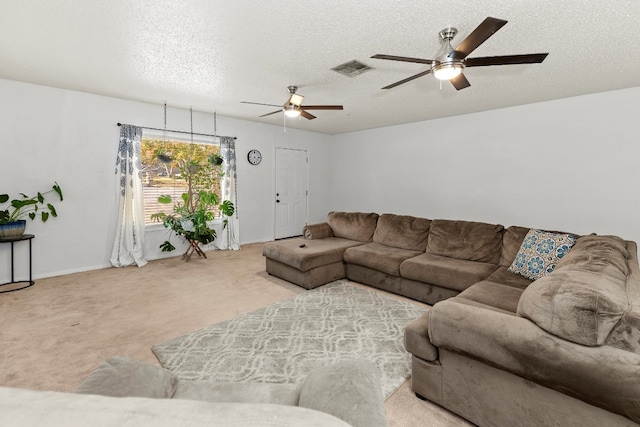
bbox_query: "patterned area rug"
[152,281,427,398]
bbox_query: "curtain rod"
[117,123,236,139]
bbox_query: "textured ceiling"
[1,1,639,134]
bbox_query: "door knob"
[276,199,280,203]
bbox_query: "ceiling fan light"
[284,105,301,118]
[433,63,463,80]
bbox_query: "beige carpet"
[0,242,471,427]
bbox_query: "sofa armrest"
[404,310,439,361]
[429,298,640,424]
[299,359,389,427]
[303,223,334,239]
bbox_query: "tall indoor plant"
[151,154,233,259]
[0,182,64,238]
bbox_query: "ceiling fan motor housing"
[433,27,463,79]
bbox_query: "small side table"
[0,234,35,293]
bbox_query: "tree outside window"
[140,137,222,225]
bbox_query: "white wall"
[2,78,638,282]
[329,86,640,245]
[0,78,331,281]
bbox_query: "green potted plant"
[151,156,233,260]
[0,182,64,238]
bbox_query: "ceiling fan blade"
[382,69,432,89]
[259,110,282,118]
[241,101,282,108]
[371,54,433,65]
[450,17,508,60]
[450,73,471,91]
[299,110,316,120]
[465,53,549,67]
[301,105,343,110]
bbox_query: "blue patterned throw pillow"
[508,229,576,280]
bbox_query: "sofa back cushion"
[517,235,631,346]
[372,214,431,251]
[327,212,379,243]
[426,219,504,264]
[75,357,179,398]
[499,226,530,267]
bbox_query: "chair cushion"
[400,253,499,292]
[426,219,503,264]
[343,243,422,277]
[327,211,379,243]
[372,214,431,251]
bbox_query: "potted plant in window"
[151,156,233,261]
[0,182,64,238]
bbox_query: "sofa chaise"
[0,357,388,427]
[262,211,640,426]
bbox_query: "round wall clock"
[247,149,262,165]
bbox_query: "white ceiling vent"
[331,60,372,77]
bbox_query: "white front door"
[274,148,308,239]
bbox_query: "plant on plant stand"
[0,182,64,238]
[151,153,234,261]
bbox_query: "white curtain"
[214,136,240,250]
[110,124,148,267]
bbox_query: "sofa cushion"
[303,223,334,240]
[458,281,525,313]
[602,240,640,355]
[400,253,499,292]
[263,237,363,272]
[2,387,352,427]
[499,226,530,267]
[343,243,422,277]
[486,267,533,289]
[327,211,379,243]
[75,357,178,398]
[555,235,629,277]
[508,229,577,280]
[372,214,431,251]
[299,359,389,427]
[173,382,302,406]
[426,219,504,264]
[517,235,631,346]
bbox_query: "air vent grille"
[331,60,372,77]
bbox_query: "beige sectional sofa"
[262,211,640,427]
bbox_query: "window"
[140,135,222,225]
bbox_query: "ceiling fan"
[241,86,343,120]
[371,17,548,90]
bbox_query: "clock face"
[248,149,262,165]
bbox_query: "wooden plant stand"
[183,239,207,261]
